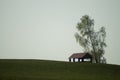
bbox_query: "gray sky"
[0,0,120,65]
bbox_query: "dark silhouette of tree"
[75,15,107,63]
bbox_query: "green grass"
[0,59,120,80]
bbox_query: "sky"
[0,0,120,65]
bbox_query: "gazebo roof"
[69,53,92,59]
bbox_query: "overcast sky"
[0,0,120,65]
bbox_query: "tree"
[75,15,107,63]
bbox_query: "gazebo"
[69,53,92,62]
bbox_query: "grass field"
[0,59,120,80]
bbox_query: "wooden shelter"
[69,53,92,62]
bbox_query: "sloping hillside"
[0,59,120,80]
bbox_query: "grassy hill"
[0,59,120,80]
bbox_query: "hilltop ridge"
[0,59,120,80]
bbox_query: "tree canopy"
[75,15,107,63]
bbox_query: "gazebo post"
[73,58,75,62]
[78,58,80,62]
[90,58,92,63]
[69,58,71,62]
[81,58,84,62]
